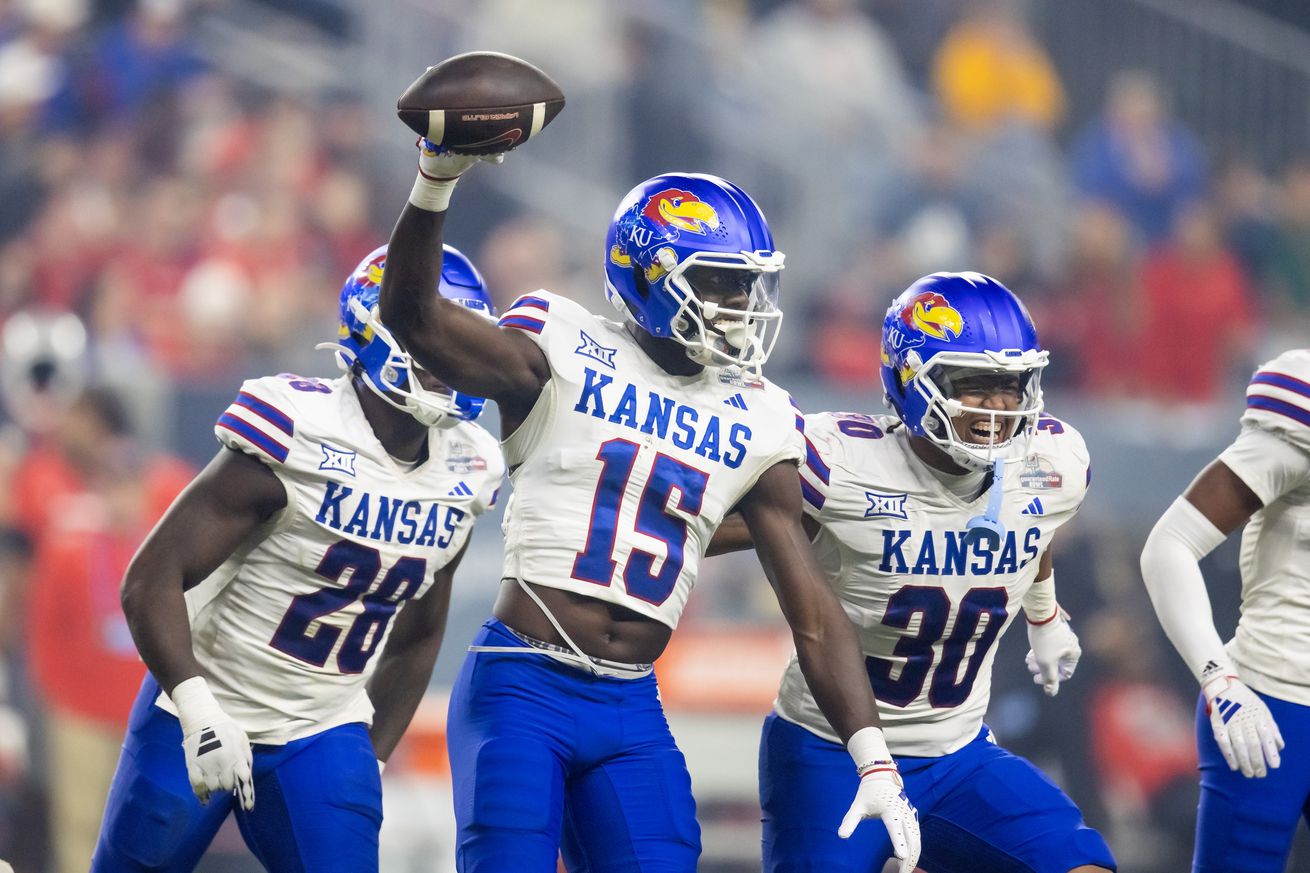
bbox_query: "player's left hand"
[839,768,921,872]
[172,676,255,810]
[1202,674,1285,778]
[1025,608,1080,697]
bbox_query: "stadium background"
[1,0,1309,870]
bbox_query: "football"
[396,52,565,155]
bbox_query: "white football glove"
[841,727,920,872]
[1202,673,1284,778]
[417,138,505,179]
[172,676,255,810]
[409,139,505,211]
[839,768,920,871]
[1025,608,1081,697]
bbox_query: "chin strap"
[964,458,1006,550]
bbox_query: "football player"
[712,273,1116,873]
[1140,349,1308,873]
[90,245,505,873]
[376,139,920,872]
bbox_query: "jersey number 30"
[271,540,426,674]
[867,585,1009,708]
[571,438,709,606]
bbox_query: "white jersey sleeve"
[161,374,505,744]
[496,290,803,629]
[1219,349,1310,704]
[1219,424,1310,508]
[776,413,1089,756]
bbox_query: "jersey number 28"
[271,540,426,674]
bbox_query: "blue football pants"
[760,713,1115,873]
[446,619,700,873]
[92,674,383,873]
[1193,688,1310,872]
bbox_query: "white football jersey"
[496,291,804,629]
[157,373,503,744]
[774,412,1089,756]
[1219,348,1310,705]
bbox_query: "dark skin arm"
[120,448,287,695]
[737,462,880,741]
[707,510,819,556]
[379,205,549,427]
[368,544,465,763]
[1183,460,1264,534]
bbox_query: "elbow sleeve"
[1139,497,1231,682]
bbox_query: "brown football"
[397,52,565,155]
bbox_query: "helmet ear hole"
[631,264,651,301]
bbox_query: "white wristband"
[847,726,895,777]
[1023,571,1058,624]
[408,172,459,212]
[171,676,225,737]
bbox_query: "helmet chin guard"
[908,351,1047,471]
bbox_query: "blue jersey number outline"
[571,438,710,606]
[270,540,427,673]
[865,585,1009,708]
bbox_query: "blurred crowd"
[0,0,1307,870]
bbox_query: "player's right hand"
[838,767,921,872]
[1202,674,1285,778]
[417,139,505,181]
[172,676,255,809]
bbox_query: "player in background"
[1139,349,1307,873]
[90,245,505,873]
[712,273,1116,873]
[377,135,920,872]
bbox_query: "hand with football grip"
[842,727,921,872]
[173,676,255,810]
[1202,673,1285,778]
[410,139,504,212]
[1025,607,1081,697]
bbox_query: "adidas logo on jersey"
[724,393,748,410]
[448,481,473,497]
[1021,497,1044,516]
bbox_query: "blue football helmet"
[320,244,494,427]
[880,272,1048,470]
[603,173,784,378]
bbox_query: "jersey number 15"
[571,438,710,607]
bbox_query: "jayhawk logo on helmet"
[901,291,964,341]
[608,189,723,282]
[641,188,720,235]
